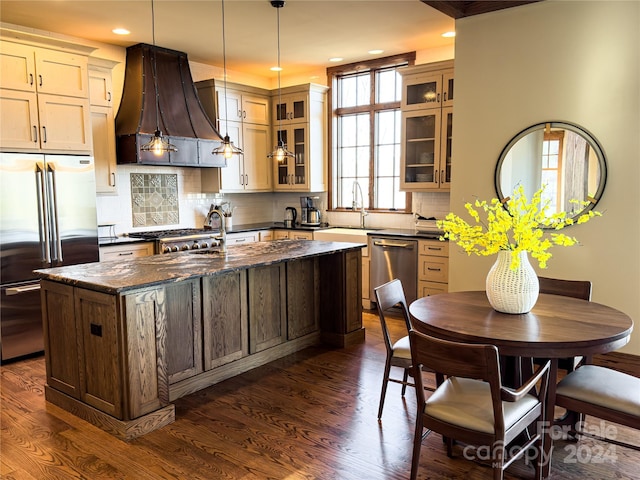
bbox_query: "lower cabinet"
[418,239,449,296]
[99,242,155,261]
[202,271,248,369]
[248,264,287,353]
[287,258,319,340]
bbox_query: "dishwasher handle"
[373,239,415,249]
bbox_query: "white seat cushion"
[392,335,412,360]
[425,377,540,434]
[556,365,640,417]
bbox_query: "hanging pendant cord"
[276,5,283,146]
[222,0,230,137]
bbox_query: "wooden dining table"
[408,290,634,479]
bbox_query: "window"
[541,131,564,213]
[327,53,415,212]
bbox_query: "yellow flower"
[437,185,601,270]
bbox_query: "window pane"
[377,110,397,144]
[376,68,402,103]
[341,147,356,178]
[377,145,396,176]
[340,115,357,147]
[356,113,370,145]
[356,146,370,177]
[340,76,357,108]
[376,177,394,209]
[356,74,371,106]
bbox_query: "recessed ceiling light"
[329,57,343,62]
[442,31,456,38]
[368,49,384,55]
[112,28,130,35]
[271,66,282,72]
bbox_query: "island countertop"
[36,239,364,294]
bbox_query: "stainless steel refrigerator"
[0,153,99,362]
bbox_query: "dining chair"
[555,365,640,451]
[408,329,550,480]
[538,276,592,372]
[374,279,433,420]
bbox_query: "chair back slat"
[374,280,412,352]
[538,276,592,301]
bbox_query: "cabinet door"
[219,122,245,191]
[289,231,313,240]
[0,42,37,92]
[273,92,307,125]
[241,94,270,124]
[287,258,319,340]
[34,48,89,98]
[99,242,154,261]
[89,68,113,107]
[75,288,121,417]
[273,230,290,240]
[41,281,80,398]
[91,105,117,193]
[273,125,308,191]
[217,89,242,122]
[242,123,272,191]
[440,106,453,189]
[165,280,202,384]
[402,73,443,110]
[0,88,39,149]
[248,264,286,353]
[38,94,92,152]
[226,232,259,245]
[400,109,441,190]
[442,70,454,107]
[203,272,248,369]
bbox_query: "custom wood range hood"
[115,43,225,167]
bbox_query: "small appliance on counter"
[284,207,297,228]
[414,214,443,236]
[300,196,321,226]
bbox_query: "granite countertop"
[365,228,445,240]
[36,240,363,294]
[98,236,152,246]
[227,222,327,233]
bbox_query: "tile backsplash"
[130,173,180,227]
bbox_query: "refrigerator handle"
[47,163,63,263]
[35,163,51,263]
[6,283,41,295]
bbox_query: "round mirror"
[495,121,607,224]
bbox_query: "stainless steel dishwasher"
[370,236,418,305]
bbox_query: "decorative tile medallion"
[130,173,180,227]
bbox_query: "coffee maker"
[300,196,321,226]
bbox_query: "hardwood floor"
[1,311,638,479]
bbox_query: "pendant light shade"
[140,0,177,156]
[268,0,294,162]
[213,0,243,159]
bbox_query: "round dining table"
[409,290,634,479]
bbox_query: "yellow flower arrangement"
[437,185,601,270]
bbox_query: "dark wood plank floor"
[1,311,638,479]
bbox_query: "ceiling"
[0,1,535,79]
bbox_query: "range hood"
[115,43,226,167]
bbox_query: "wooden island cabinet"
[36,240,363,440]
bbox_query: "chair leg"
[492,443,505,480]
[377,359,392,419]
[410,415,424,480]
[401,368,409,396]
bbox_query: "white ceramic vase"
[485,250,539,314]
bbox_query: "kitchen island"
[36,240,364,440]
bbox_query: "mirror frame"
[494,121,607,224]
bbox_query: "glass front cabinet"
[399,61,454,191]
[271,84,328,192]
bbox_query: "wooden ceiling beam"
[421,1,543,19]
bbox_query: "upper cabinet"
[399,61,454,192]
[197,80,272,193]
[89,58,119,194]
[0,40,92,153]
[271,84,328,192]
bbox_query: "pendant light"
[267,0,295,163]
[212,0,243,159]
[140,0,177,156]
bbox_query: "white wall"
[451,0,640,354]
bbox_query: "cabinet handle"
[39,74,43,87]
[434,169,439,184]
[243,110,247,119]
[443,91,447,102]
[118,252,134,256]
[107,91,112,102]
[42,126,47,143]
[441,170,445,184]
[32,125,38,143]
[29,73,34,86]
[244,174,248,186]
[427,267,442,272]
[437,92,440,103]
[427,246,443,251]
[110,172,116,187]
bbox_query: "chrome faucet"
[352,181,368,228]
[205,206,227,253]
